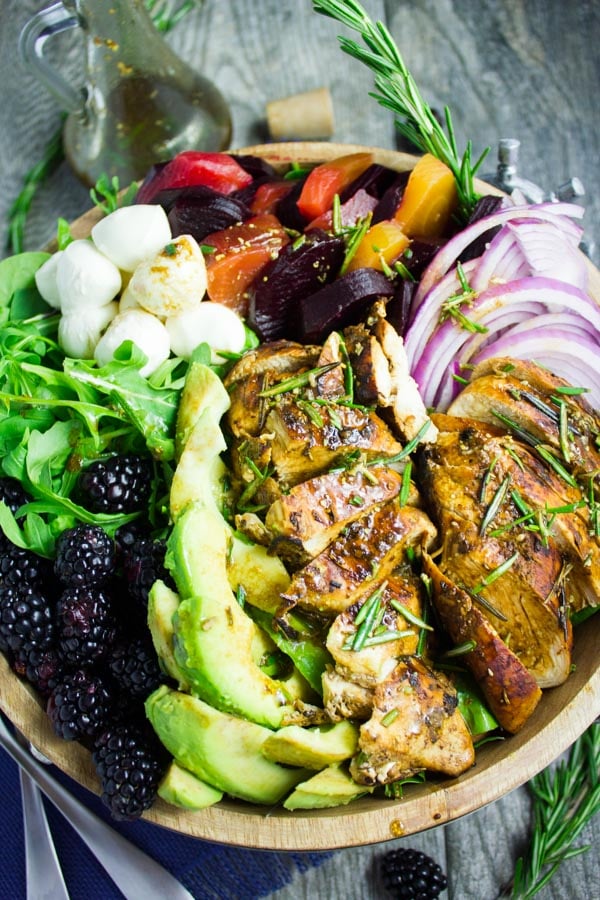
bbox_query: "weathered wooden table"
[0,2,598,898]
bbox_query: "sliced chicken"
[350,657,475,784]
[448,357,600,486]
[224,340,321,387]
[315,331,347,400]
[279,501,437,617]
[322,667,374,721]
[418,417,573,687]
[423,551,542,733]
[326,566,422,687]
[373,317,438,444]
[265,465,410,566]
[429,413,600,614]
[344,322,393,407]
[266,400,403,488]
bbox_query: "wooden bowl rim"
[1,142,598,851]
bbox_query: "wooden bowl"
[1,143,599,851]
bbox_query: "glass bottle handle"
[19,1,83,114]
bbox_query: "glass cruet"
[19,0,232,186]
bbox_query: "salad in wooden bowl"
[0,137,598,850]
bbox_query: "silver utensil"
[19,766,70,900]
[0,715,194,900]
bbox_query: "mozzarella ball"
[91,204,172,272]
[166,302,246,362]
[58,302,118,359]
[122,234,207,318]
[94,308,170,376]
[35,252,63,309]
[57,239,122,312]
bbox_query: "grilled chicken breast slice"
[350,657,475,785]
[326,566,422,686]
[265,465,412,566]
[266,400,403,488]
[279,501,437,617]
[429,414,600,613]
[448,357,600,485]
[322,667,374,721]
[314,331,347,400]
[344,323,394,407]
[223,340,321,387]
[423,551,542,733]
[418,419,573,687]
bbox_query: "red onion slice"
[412,202,585,308]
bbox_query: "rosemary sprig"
[440,262,487,333]
[258,362,341,397]
[313,0,489,220]
[508,723,600,899]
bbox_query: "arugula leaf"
[0,253,51,324]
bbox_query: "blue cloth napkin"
[0,746,331,899]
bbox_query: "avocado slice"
[168,501,309,728]
[146,686,307,805]
[158,761,223,810]
[283,764,374,810]
[170,364,231,521]
[261,721,359,769]
[227,532,290,612]
[147,580,190,690]
[175,361,229,459]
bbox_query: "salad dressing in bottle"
[19,0,232,186]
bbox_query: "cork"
[266,87,334,140]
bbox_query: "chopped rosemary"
[439,262,487,334]
[393,258,416,282]
[381,708,399,727]
[339,212,374,274]
[312,0,488,220]
[471,552,519,595]
[492,410,579,488]
[390,598,433,631]
[479,456,499,503]
[557,399,571,464]
[442,640,477,658]
[368,418,432,467]
[258,362,341,397]
[345,581,388,650]
[236,458,272,511]
[337,332,354,403]
[479,473,511,535]
[359,628,413,647]
[296,398,324,428]
[399,460,413,506]
[552,384,590,396]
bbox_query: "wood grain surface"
[0,2,599,899]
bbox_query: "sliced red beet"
[164,187,251,242]
[275,176,310,231]
[385,279,417,338]
[232,154,278,181]
[247,230,345,342]
[459,194,504,262]
[339,163,400,203]
[296,267,395,343]
[372,171,411,223]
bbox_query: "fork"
[0,716,194,900]
[19,766,70,900]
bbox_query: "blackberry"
[54,524,115,587]
[0,582,55,656]
[56,584,117,667]
[114,522,148,558]
[93,722,166,821]
[78,455,153,514]
[0,535,53,588]
[47,669,115,744]
[380,848,448,899]
[0,476,30,516]
[122,536,172,607]
[107,635,164,699]
[13,645,64,697]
